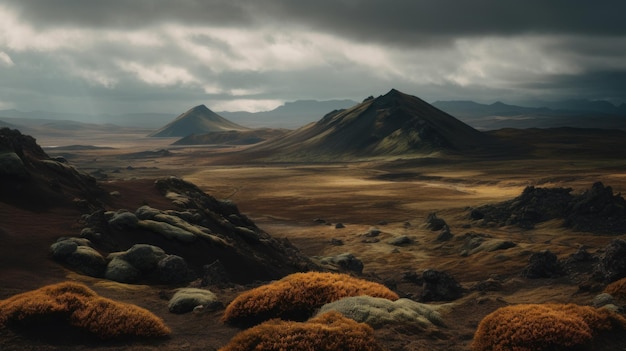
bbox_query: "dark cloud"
[1,0,626,115]
[4,0,254,29]
[524,71,626,102]
[8,1,626,42]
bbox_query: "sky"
[1,0,626,115]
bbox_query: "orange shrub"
[604,277,626,299]
[0,282,170,339]
[472,303,626,351]
[222,272,399,327]
[219,311,385,351]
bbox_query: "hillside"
[172,128,289,146]
[149,105,248,138]
[244,89,497,160]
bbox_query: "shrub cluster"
[219,311,385,351]
[472,303,626,351]
[0,282,171,339]
[604,277,626,299]
[222,272,399,327]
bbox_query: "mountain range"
[1,97,625,132]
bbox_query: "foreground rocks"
[471,182,626,234]
[0,128,105,210]
[52,176,319,285]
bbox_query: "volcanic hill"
[244,89,497,160]
[149,104,248,138]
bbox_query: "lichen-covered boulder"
[316,296,445,329]
[65,246,107,277]
[120,244,166,272]
[168,288,222,314]
[105,256,141,283]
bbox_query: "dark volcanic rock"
[595,239,626,283]
[0,128,105,210]
[473,186,572,229]
[521,250,565,279]
[421,269,463,302]
[425,213,447,231]
[472,182,626,234]
[319,253,364,274]
[64,176,318,285]
[564,182,626,234]
[435,225,454,242]
[157,255,190,284]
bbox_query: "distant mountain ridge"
[2,97,625,131]
[433,100,626,130]
[245,89,496,160]
[148,105,248,137]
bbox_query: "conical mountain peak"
[149,104,248,137]
[246,89,497,160]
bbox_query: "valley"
[2,90,626,350]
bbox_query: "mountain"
[244,89,494,160]
[219,99,358,129]
[433,100,626,130]
[149,104,248,137]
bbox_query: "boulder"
[435,225,453,242]
[65,246,106,277]
[0,152,29,179]
[108,211,139,230]
[137,220,197,242]
[135,205,162,220]
[50,240,78,259]
[168,288,222,314]
[592,293,614,308]
[421,269,463,302]
[425,213,446,231]
[120,244,166,272]
[596,239,626,283]
[521,250,564,279]
[364,228,381,237]
[320,253,364,274]
[316,296,444,329]
[157,255,189,284]
[388,235,413,246]
[105,256,141,283]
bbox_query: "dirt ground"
[2,131,626,350]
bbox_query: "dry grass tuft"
[222,272,399,327]
[604,277,626,299]
[0,281,171,339]
[219,311,385,351]
[472,303,626,351]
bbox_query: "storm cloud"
[1,0,625,114]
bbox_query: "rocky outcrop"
[318,253,364,274]
[421,269,463,302]
[472,182,626,234]
[0,128,105,210]
[521,250,565,279]
[595,239,626,283]
[57,176,318,285]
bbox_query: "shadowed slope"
[149,105,248,138]
[244,89,495,160]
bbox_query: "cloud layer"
[1,1,625,114]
